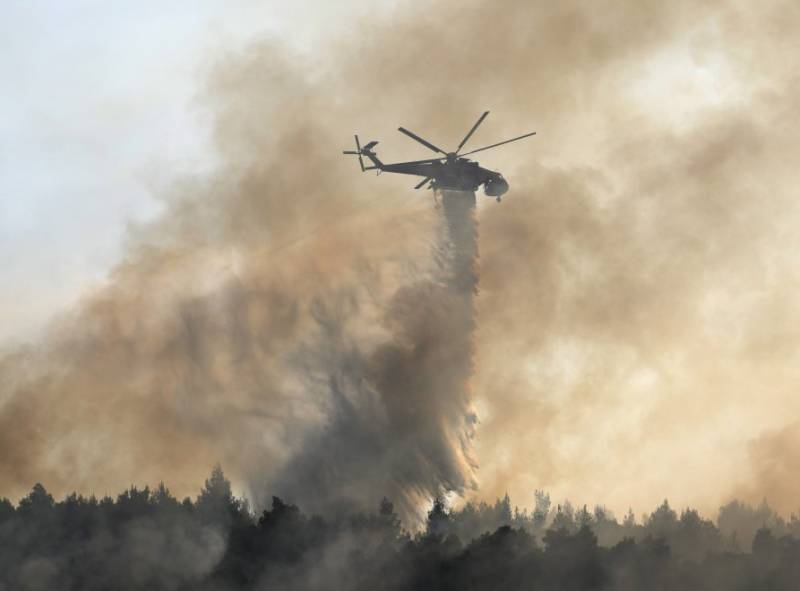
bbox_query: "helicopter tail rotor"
[342,135,366,171]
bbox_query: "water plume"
[269,190,481,522]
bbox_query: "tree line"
[2,466,800,590]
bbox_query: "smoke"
[0,28,485,518]
[267,190,480,520]
[0,175,480,522]
[4,0,800,520]
[734,422,800,512]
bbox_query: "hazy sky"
[0,0,378,345]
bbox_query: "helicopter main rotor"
[397,111,535,163]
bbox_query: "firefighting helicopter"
[342,111,535,201]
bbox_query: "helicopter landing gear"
[496,197,502,203]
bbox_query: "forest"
[3,466,800,590]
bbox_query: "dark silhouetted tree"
[197,463,244,529]
[378,496,402,539]
[426,495,450,539]
[0,497,13,523]
[17,483,54,517]
[647,499,678,540]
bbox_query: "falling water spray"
[269,190,481,524]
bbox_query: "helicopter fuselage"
[374,153,509,197]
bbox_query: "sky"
[0,0,376,345]
[3,0,800,523]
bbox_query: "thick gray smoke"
[270,190,480,521]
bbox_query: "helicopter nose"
[484,176,509,197]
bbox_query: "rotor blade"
[354,135,365,172]
[397,127,446,154]
[342,151,359,154]
[456,111,489,153]
[459,131,537,157]
[414,176,432,190]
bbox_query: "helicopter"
[343,111,535,202]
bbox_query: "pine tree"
[427,496,450,539]
[196,463,238,527]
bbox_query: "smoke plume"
[267,190,480,519]
[3,0,800,520]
